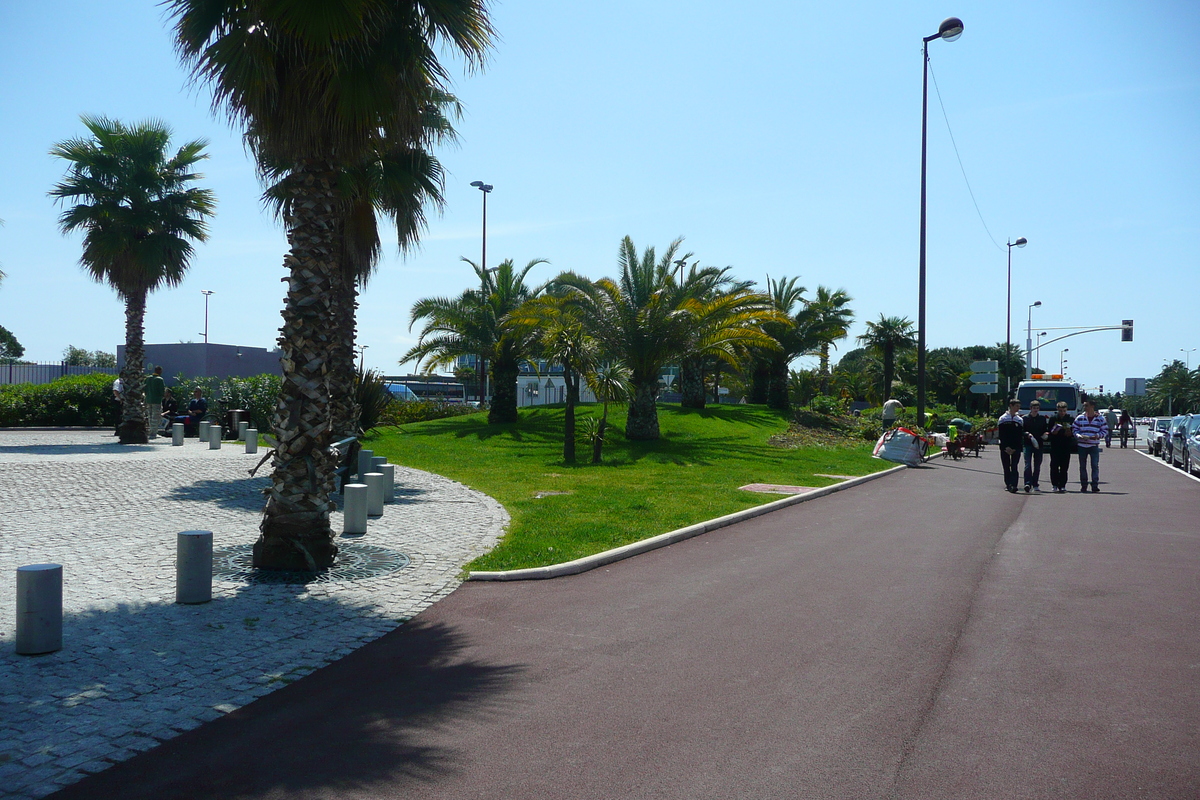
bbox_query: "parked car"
[1146,417,1173,456]
[1167,415,1191,468]
[1184,415,1200,476]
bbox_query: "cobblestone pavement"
[0,430,508,800]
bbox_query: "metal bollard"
[172,422,185,446]
[198,420,210,442]
[209,426,222,449]
[380,463,396,503]
[357,449,374,480]
[245,428,258,454]
[364,472,385,517]
[372,456,386,472]
[176,531,213,604]
[237,420,249,441]
[343,484,368,534]
[16,564,63,655]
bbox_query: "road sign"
[970,360,999,372]
[970,373,999,384]
[969,384,998,394]
[1125,377,1146,396]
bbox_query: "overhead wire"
[928,60,1006,252]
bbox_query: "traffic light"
[1121,319,1133,342]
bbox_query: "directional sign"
[969,384,998,394]
[970,373,999,384]
[970,360,999,372]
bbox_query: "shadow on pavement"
[0,442,157,456]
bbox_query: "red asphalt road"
[51,448,1200,800]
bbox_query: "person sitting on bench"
[185,388,208,436]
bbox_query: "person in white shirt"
[882,398,903,427]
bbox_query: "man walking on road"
[998,400,1024,493]
[1047,401,1076,493]
[1073,399,1107,493]
[1022,400,1050,492]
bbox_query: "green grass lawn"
[366,402,887,572]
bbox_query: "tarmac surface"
[0,430,508,799]
[38,441,1200,799]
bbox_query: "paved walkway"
[0,430,508,800]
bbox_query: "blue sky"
[1,1,1197,393]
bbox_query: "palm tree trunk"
[255,159,339,572]
[711,362,722,403]
[767,353,790,411]
[118,288,149,444]
[625,375,660,440]
[563,365,578,463]
[748,359,770,404]
[488,358,520,424]
[819,345,831,395]
[680,356,706,409]
[592,416,607,464]
[329,265,360,440]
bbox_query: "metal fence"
[0,362,119,386]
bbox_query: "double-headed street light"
[1025,300,1041,381]
[917,16,964,427]
[470,180,494,404]
[1182,348,1196,370]
[1004,237,1027,395]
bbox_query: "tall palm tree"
[170,0,493,570]
[677,265,758,410]
[856,315,917,405]
[760,276,811,411]
[802,286,854,394]
[49,116,214,444]
[406,258,547,424]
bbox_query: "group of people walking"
[997,398,1109,494]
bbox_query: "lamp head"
[1014,237,1028,247]
[939,17,964,41]
[1033,301,1042,307]
[470,181,483,187]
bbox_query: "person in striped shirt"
[1072,399,1108,493]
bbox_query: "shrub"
[356,369,392,435]
[807,394,847,416]
[0,373,117,427]
[379,400,479,426]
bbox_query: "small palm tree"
[803,286,854,394]
[49,116,214,444]
[856,315,917,405]
[585,362,632,463]
[406,258,547,424]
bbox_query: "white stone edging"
[467,463,907,581]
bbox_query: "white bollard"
[209,426,222,449]
[356,449,374,480]
[343,484,368,535]
[364,472,385,517]
[198,420,210,442]
[245,428,258,454]
[172,422,185,446]
[381,464,396,504]
[176,531,213,604]
[16,564,63,655]
[237,420,249,441]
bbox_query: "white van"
[1015,378,1084,418]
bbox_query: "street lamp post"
[1025,300,1041,381]
[917,16,964,428]
[1182,348,1196,370]
[470,181,493,404]
[1005,237,1027,396]
[200,290,214,344]
[1036,331,1047,372]
[357,345,368,374]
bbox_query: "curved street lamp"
[1005,237,1027,396]
[917,16,964,426]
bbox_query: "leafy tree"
[49,116,214,444]
[170,0,493,570]
[1148,360,1196,415]
[406,258,547,425]
[856,315,917,405]
[62,345,117,367]
[0,325,24,363]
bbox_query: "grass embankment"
[367,403,887,572]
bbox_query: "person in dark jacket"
[997,399,1024,493]
[1047,401,1076,492]
[1021,400,1051,492]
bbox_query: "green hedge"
[379,400,480,427]
[0,373,118,427]
[172,373,282,432]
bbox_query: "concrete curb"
[467,463,908,581]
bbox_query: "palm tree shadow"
[38,601,524,800]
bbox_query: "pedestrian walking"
[1103,406,1118,448]
[998,399,1024,493]
[1073,399,1108,493]
[1118,409,1134,448]
[1022,400,1050,492]
[145,366,166,439]
[111,376,123,436]
[1047,401,1076,492]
